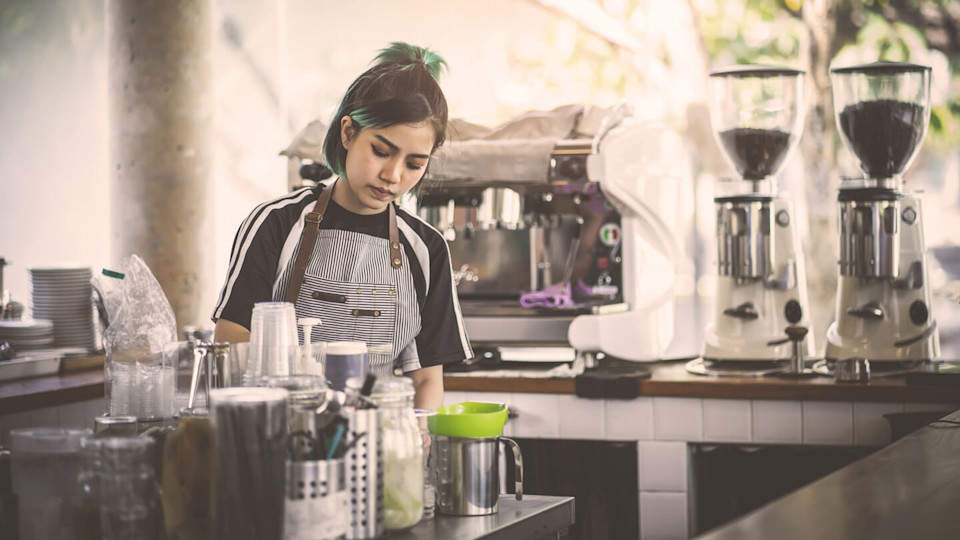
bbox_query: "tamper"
[777,325,818,378]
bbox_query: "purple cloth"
[519,280,593,308]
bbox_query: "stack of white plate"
[29,266,96,352]
[0,318,55,351]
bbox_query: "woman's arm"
[408,364,444,410]
[213,318,251,343]
[408,364,444,451]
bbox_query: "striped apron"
[283,182,421,374]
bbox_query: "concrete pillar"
[107,0,213,329]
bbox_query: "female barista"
[211,42,472,409]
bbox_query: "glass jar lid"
[345,375,415,405]
[346,375,413,395]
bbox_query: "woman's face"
[337,117,436,215]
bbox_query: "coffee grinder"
[824,62,939,367]
[699,66,815,368]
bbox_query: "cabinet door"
[689,443,877,536]
[507,438,638,540]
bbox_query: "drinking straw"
[325,424,345,460]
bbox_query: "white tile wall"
[557,394,605,439]
[752,400,802,443]
[802,401,853,445]
[653,398,702,441]
[509,393,561,438]
[853,402,904,446]
[702,399,752,443]
[443,390,466,407]
[474,392,514,437]
[640,491,688,540]
[638,441,688,491]
[605,397,654,441]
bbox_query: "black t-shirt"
[212,184,472,371]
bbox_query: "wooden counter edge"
[0,368,104,414]
[444,373,960,403]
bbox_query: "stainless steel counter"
[392,495,574,540]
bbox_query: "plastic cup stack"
[246,302,298,385]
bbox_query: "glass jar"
[415,408,438,520]
[10,427,89,540]
[346,376,423,531]
[94,415,139,437]
[74,436,160,540]
[74,437,108,540]
[160,408,214,540]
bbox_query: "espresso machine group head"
[825,62,939,365]
[702,66,815,364]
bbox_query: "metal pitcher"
[433,435,523,516]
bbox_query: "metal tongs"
[187,340,234,408]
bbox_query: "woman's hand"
[409,365,443,454]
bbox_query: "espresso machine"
[697,66,815,372]
[823,62,940,369]
[418,105,681,363]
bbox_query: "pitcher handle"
[499,436,523,501]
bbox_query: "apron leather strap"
[284,181,403,305]
[389,203,402,269]
[284,185,333,305]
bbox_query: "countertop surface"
[4,356,960,415]
[444,359,960,403]
[392,495,574,540]
[695,409,960,539]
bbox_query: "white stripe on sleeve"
[213,189,314,319]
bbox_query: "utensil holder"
[285,459,347,540]
[345,408,383,540]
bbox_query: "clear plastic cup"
[247,302,298,384]
[106,344,178,420]
[222,342,250,387]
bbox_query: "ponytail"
[374,42,447,82]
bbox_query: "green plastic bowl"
[427,401,508,437]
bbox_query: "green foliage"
[834,9,959,150]
[696,0,805,68]
[695,0,960,152]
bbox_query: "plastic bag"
[92,254,177,356]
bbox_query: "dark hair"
[322,42,449,176]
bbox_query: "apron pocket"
[298,274,398,365]
[310,290,347,303]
